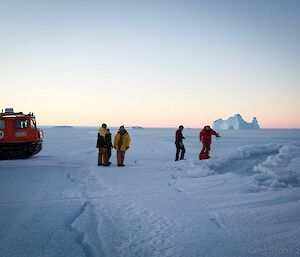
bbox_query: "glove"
[126,147,129,150]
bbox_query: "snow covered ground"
[0,127,300,257]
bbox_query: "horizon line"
[40,125,300,130]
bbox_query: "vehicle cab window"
[0,120,4,129]
[31,119,36,129]
[14,119,28,129]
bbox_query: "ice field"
[0,127,300,257]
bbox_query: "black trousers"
[107,147,112,162]
[175,143,185,160]
[201,144,211,153]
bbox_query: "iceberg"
[131,126,144,129]
[213,114,260,130]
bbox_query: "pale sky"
[1,0,299,128]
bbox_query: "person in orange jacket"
[114,126,131,166]
[199,125,220,159]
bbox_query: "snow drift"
[253,142,300,189]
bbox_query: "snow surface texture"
[1,128,300,257]
[213,114,260,130]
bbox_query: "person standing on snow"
[114,126,131,167]
[175,125,185,161]
[97,123,109,166]
[199,125,220,160]
[105,128,113,165]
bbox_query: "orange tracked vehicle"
[0,108,43,159]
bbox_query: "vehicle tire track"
[88,165,180,257]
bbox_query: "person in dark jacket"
[96,123,109,166]
[199,125,220,159]
[105,129,113,165]
[175,125,185,161]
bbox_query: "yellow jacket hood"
[98,127,107,138]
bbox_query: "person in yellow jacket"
[96,123,109,166]
[114,126,130,167]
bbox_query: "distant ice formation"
[213,114,260,130]
[132,126,144,129]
